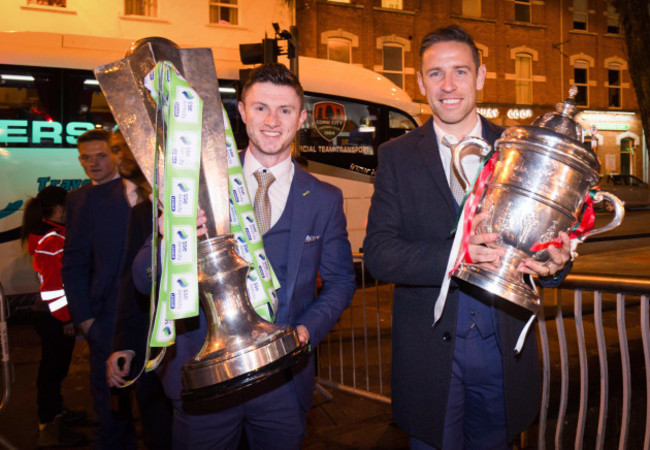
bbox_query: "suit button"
[443,332,451,342]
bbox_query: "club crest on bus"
[313,102,346,141]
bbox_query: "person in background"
[62,127,138,448]
[21,186,86,448]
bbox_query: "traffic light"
[239,38,279,65]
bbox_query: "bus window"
[0,65,112,147]
[389,108,417,139]
[299,94,383,177]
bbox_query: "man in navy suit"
[62,129,151,448]
[364,26,572,449]
[65,129,117,228]
[107,63,356,449]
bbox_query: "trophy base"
[453,263,540,313]
[181,327,307,403]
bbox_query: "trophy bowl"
[452,87,625,312]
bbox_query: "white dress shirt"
[244,151,294,230]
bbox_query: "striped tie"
[254,170,275,235]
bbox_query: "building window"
[125,0,156,16]
[209,0,238,25]
[607,4,620,34]
[382,44,404,88]
[514,0,530,23]
[26,0,66,6]
[515,54,532,104]
[327,38,352,64]
[381,0,402,8]
[462,0,481,18]
[573,61,589,106]
[608,64,622,108]
[572,0,587,30]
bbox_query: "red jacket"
[28,220,71,323]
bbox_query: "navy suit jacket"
[364,117,543,447]
[62,178,131,328]
[113,199,153,371]
[133,161,356,410]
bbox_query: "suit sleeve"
[61,190,94,326]
[296,189,356,348]
[113,202,153,360]
[363,144,455,286]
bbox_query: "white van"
[0,31,419,299]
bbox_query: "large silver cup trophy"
[452,87,624,312]
[94,38,306,403]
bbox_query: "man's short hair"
[77,128,111,148]
[240,63,304,108]
[419,25,481,73]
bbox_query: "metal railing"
[315,261,650,449]
[0,284,18,450]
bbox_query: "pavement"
[1,244,648,449]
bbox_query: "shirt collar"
[433,117,483,149]
[244,150,293,184]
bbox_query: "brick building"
[296,0,647,181]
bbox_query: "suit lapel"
[283,163,311,309]
[415,118,457,215]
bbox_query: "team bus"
[0,31,419,300]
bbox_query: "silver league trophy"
[452,87,624,312]
[94,37,306,403]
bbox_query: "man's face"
[78,140,116,184]
[110,132,142,180]
[417,41,486,135]
[238,81,307,164]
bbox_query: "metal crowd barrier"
[315,261,650,450]
[0,284,18,450]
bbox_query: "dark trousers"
[135,371,173,449]
[86,319,137,449]
[33,311,75,424]
[442,328,508,450]
[172,378,305,450]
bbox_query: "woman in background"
[21,186,85,448]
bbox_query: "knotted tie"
[253,170,275,235]
[442,134,466,205]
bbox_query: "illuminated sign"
[0,120,95,145]
[477,107,499,119]
[506,108,533,120]
[579,111,634,131]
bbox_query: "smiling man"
[117,63,356,449]
[364,26,572,449]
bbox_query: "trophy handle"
[580,190,625,241]
[452,136,493,189]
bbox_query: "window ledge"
[206,23,247,30]
[119,15,169,24]
[20,5,77,14]
[504,21,547,30]
[372,7,415,15]
[569,29,598,36]
[450,14,497,24]
[317,1,364,9]
[604,33,624,39]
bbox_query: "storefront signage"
[579,111,634,131]
[477,107,499,119]
[506,108,533,120]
